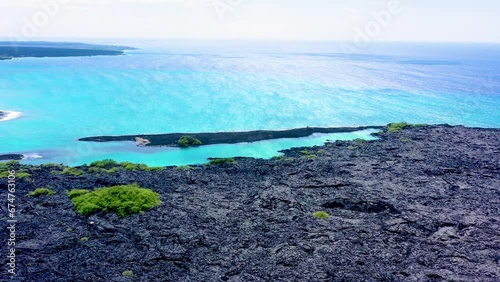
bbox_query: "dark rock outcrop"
[79,126,384,147]
[0,154,23,161]
[1,125,499,281]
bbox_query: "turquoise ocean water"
[1,41,499,166]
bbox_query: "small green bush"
[62,167,85,176]
[67,189,90,199]
[300,149,311,155]
[89,159,118,168]
[120,162,138,171]
[69,184,161,217]
[312,211,329,219]
[28,188,56,197]
[122,270,134,277]
[119,162,162,171]
[0,160,19,170]
[271,155,285,161]
[105,167,120,174]
[41,163,64,169]
[411,123,428,128]
[80,237,88,242]
[300,150,317,159]
[17,171,32,179]
[387,122,409,133]
[0,170,31,180]
[208,158,237,165]
[177,136,202,148]
[354,138,366,143]
[66,228,73,232]
[88,167,119,174]
[88,167,100,173]
[140,165,163,172]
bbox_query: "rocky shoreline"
[1,124,499,281]
[79,125,384,147]
[0,154,23,161]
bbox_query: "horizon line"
[1,37,500,45]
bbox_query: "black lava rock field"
[1,125,499,281]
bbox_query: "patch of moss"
[312,211,329,219]
[300,149,311,155]
[177,136,202,148]
[69,184,161,217]
[67,189,90,199]
[80,237,88,242]
[119,162,162,171]
[61,167,85,176]
[41,163,64,169]
[300,149,317,159]
[0,160,20,170]
[0,170,31,180]
[88,167,119,174]
[120,162,138,171]
[411,123,428,128]
[271,155,285,161]
[354,138,366,143]
[177,165,194,171]
[17,171,32,179]
[89,159,118,168]
[88,167,100,173]
[122,270,134,277]
[141,166,163,172]
[66,228,73,232]
[387,122,409,133]
[208,158,237,165]
[28,188,56,197]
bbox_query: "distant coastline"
[0,41,136,60]
[79,126,385,147]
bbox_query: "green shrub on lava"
[27,188,56,197]
[69,184,161,217]
[177,136,202,148]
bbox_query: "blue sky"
[1,0,499,42]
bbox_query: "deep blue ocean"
[1,40,499,166]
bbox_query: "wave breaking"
[0,110,23,122]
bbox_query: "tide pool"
[21,129,380,167]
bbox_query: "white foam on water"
[0,110,23,122]
[22,153,43,160]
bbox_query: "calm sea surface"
[1,41,499,166]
